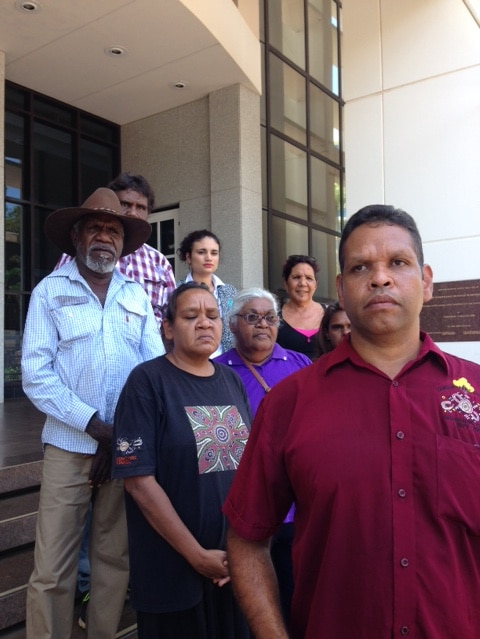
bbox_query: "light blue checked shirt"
[22,260,165,454]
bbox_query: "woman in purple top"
[216,287,311,625]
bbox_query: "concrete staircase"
[0,460,137,638]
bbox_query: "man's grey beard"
[85,252,116,274]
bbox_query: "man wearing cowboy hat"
[55,174,177,627]
[56,172,176,326]
[21,188,165,639]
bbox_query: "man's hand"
[191,548,230,586]
[89,446,112,488]
[85,414,112,449]
[85,414,113,487]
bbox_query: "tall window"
[4,82,120,396]
[149,208,179,275]
[261,0,344,300]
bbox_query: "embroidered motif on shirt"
[441,391,480,424]
[185,405,249,474]
[114,436,143,466]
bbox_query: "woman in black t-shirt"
[113,283,251,639]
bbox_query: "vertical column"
[209,84,262,289]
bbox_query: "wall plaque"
[420,279,480,342]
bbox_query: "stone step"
[0,605,138,638]
[1,490,40,521]
[0,624,26,638]
[0,545,34,630]
[0,546,34,595]
[0,460,41,635]
[0,456,137,638]
[0,616,138,638]
[0,491,39,552]
[0,461,43,496]
[0,545,137,636]
[0,627,138,638]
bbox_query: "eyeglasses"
[236,313,279,326]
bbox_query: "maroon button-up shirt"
[224,333,480,638]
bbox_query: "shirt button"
[396,431,405,440]
[400,557,409,567]
[400,626,410,635]
[392,380,399,387]
[398,488,406,498]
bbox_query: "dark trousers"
[136,580,250,639]
[271,522,294,627]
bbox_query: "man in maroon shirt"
[224,204,480,639]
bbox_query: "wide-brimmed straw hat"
[44,187,151,257]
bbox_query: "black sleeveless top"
[276,317,319,361]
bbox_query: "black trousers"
[271,521,294,627]
[136,580,250,639]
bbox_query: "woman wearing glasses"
[216,287,311,626]
[276,255,325,361]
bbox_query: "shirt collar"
[52,258,126,285]
[323,331,448,376]
[184,271,224,292]
[221,343,289,367]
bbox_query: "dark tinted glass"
[5,113,26,200]
[81,114,119,144]
[5,85,28,111]
[33,122,73,207]
[80,139,117,200]
[34,95,74,127]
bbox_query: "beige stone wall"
[121,84,262,289]
[342,0,480,361]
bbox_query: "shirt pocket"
[50,296,95,345]
[116,299,148,346]
[437,433,480,535]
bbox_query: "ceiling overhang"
[1,0,261,124]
